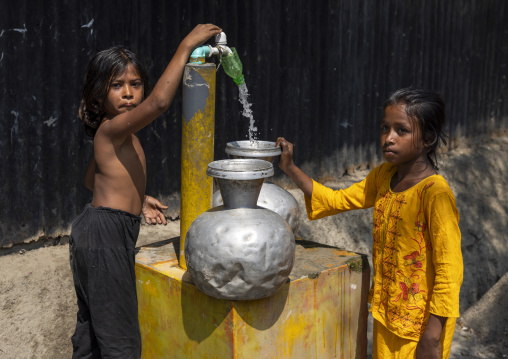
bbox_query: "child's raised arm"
[100,24,222,140]
[276,137,313,198]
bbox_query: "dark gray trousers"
[69,204,141,359]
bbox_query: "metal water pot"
[185,159,295,300]
[212,140,300,233]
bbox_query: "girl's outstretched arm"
[276,137,313,199]
[101,24,222,140]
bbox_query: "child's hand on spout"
[180,24,223,51]
[276,137,295,173]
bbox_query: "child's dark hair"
[78,46,152,137]
[384,87,447,170]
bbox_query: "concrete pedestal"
[135,238,370,358]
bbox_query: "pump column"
[180,62,216,269]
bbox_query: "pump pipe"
[189,33,232,63]
[179,32,242,269]
[179,63,216,270]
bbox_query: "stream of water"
[237,83,258,141]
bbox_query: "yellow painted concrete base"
[136,238,370,358]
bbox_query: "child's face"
[380,105,426,166]
[103,64,144,118]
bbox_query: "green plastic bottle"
[221,47,245,85]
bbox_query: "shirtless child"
[69,24,222,359]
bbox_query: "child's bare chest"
[117,135,146,168]
[96,134,147,184]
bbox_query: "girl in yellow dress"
[276,88,463,359]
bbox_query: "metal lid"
[225,141,282,158]
[207,159,274,180]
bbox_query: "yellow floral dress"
[305,163,463,357]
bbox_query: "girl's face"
[103,64,144,118]
[380,105,427,166]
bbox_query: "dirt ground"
[1,136,508,359]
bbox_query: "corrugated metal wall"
[1,0,507,246]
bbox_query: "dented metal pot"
[213,182,300,233]
[214,140,300,233]
[185,159,295,300]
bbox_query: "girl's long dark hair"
[78,46,152,137]
[384,87,447,170]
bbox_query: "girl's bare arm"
[276,137,313,199]
[101,24,222,140]
[416,314,447,359]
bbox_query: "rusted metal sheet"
[1,0,507,246]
